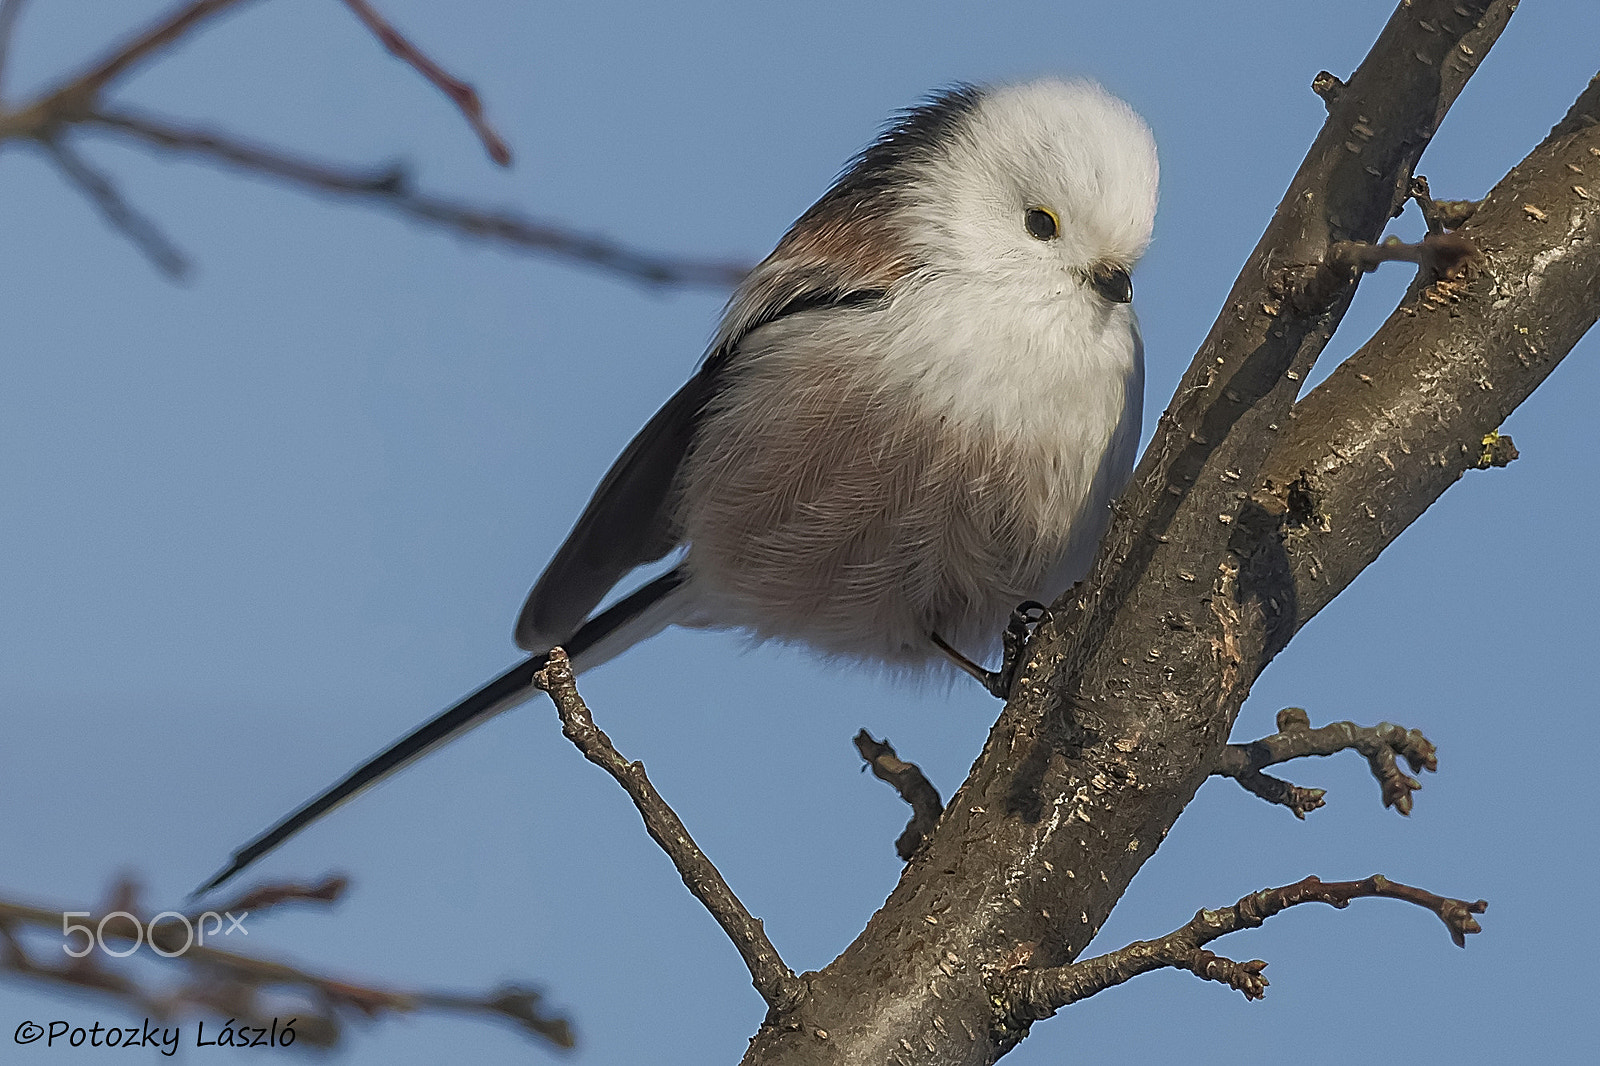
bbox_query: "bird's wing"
[514,96,969,650]
[514,267,907,653]
[514,370,714,649]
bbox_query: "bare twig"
[0,0,747,287]
[200,874,349,919]
[87,107,752,287]
[1217,765,1329,819]
[91,107,404,189]
[535,648,803,1010]
[997,874,1487,1019]
[33,0,253,120]
[413,985,574,1047]
[40,134,189,277]
[337,0,510,166]
[1214,707,1438,816]
[1410,175,1480,232]
[0,878,574,1050]
[854,730,944,860]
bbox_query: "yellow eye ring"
[1024,206,1060,241]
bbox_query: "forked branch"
[0,875,573,1050]
[0,0,749,286]
[1214,707,1438,816]
[995,875,1486,1020]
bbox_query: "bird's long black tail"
[192,568,687,898]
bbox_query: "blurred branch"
[0,0,751,287]
[32,0,253,116]
[337,0,511,166]
[41,133,189,278]
[88,107,753,286]
[202,874,349,917]
[0,875,574,1051]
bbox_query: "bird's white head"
[712,79,1157,363]
[900,79,1159,301]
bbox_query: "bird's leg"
[932,600,1049,700]
[929,631,992,689]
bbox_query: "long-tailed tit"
[196,78,1158,896]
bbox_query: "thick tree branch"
[854,730,945,861]
[535,648,803,1010]
[0,877,573,1050]
[1256,73,1600,635]
[1047,0,1518,677]
[995,875,1486,1020]
[1215,706,1438,816]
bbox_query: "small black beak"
[1088,264,1133,304]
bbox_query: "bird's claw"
[932,600,1050,700]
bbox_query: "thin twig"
[1410,175,1480,232]
[1221,766,1329,818]
[337,0,510,166]
[997,875,1487,1020]
[91,107,404,189]
[0,879,573,1050]
[0,0,746,287]
[40,134,189,277]
[33,0,253,118]
[414,986,574,1047]
[87,108,752,287]
[854,730,943,860]
[199,874,349,919]
[1410,175,1446,235]
[1214,707,1438,816]
[535,648,803,1010]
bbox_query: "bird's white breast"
[676,273,1142,670]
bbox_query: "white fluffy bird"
[197,78,1158,895]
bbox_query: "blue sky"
[2,2,1596,1063]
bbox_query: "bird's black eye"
[1024,207,1059,241]
[1089,264,1133,303]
